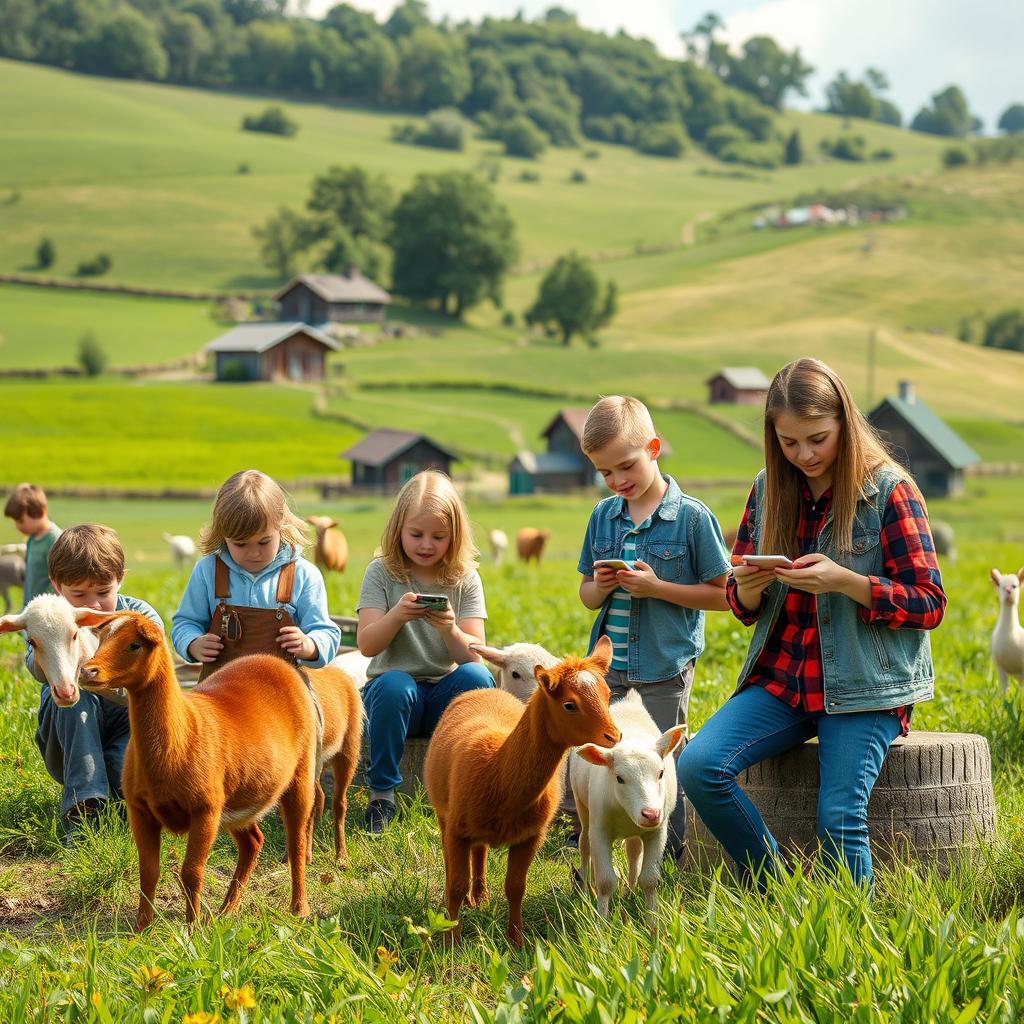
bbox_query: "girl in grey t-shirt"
[356,471,493,832]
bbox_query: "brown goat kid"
[304,665,363,865]
[424,635,620,946]
[307,516,348,574]
[80,612,320,930]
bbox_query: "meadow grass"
[0,482,1022,1020]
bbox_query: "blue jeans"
[362,663,494,792]
[35,686,131,816]
[677,685,901,890]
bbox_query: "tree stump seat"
[684,731,997,872]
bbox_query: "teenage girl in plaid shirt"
[678,358,946,891]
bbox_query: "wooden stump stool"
[684,731,996,873]
[352,736,430,798]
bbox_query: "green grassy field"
[1,481,1023,1021]
[0,59,949,292]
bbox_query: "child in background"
[29,525,163,844]
[357,470,493,834]
[577,396,731,860]
[678,358,946,891]
[171,469,339,680]
[5,483,61,606]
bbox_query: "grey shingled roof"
[274,272,391,305]
[541,408,590,441]
[870,396,980,470]
[339,429,457,466]
[204,322,339,354]
[706,367,771,390]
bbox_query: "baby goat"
[991,568,1024,692]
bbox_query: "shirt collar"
[611,475,682,522]
[218,543,296,581]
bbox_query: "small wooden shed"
[340,429,456,493]
[509,408,594,495]
[204,322,339,382]
[868,382,979,498]
[706,367,771,405]
[274,270,391,324]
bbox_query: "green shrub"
[583,114,636,146]
[943,146,971,168]
[500,310,516,327]
[217,358,248,381]
[75,252,112,276]
[77,332,107,376]
[635,122,686,158]
[502,116,546,158]
[408,107,468,151]
[236,162,251,174]
[36,237,55,269]
[242,106,298,137]
[871,147,895,160]
[823,134,867,161]
[518,169,541,183]
[569,169,587,184]
[718,139,782,169]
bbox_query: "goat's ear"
[0,613,27,634]
[326,518,338,529]
[991,568,1002,586]
[589,635,613,673]
[136,615,165,647]
[576,743,612,767]
[656,725,687,759]
[1018,567,1024,583]
[73,608,122,628]
[471,643,507,667]
[534,665,556,692]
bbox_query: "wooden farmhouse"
[204,322,339,382]
[274,270,391,324]
[706,367,771,405]
[340,429,456,493]
[868,382,979,498]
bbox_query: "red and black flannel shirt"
[726,478,946,735]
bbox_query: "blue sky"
[300,0,1023,131]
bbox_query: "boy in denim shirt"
[577,396,731,858]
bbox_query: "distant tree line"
[0,0,817,168]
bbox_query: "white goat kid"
[991,567,1024,693]
[488,528,509,567]
[471,641,557,703]
[0,594,106,706]
[162,532,198,569]
[571,690,685,919]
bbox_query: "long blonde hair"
[200,469,308,555]
[379,470,478,586]
[761,358,905,558]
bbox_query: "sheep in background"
[932,520,957,564]
[0,550,26,614]
[162,533,197,570]
[516,527,552,564]
[472,642,557,703]
[307,516,348,574]
[571,690,685,920]
[991,567,1024,693]
[488,528,509,567]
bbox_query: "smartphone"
[414,594,449,611]
[593,558,635,572]
[731,554,794,569]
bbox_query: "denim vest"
[581,476,731,682]
[734,466,935,712]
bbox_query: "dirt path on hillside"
[681,211,714,245]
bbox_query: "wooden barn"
[203,322,339,382]
[340,429,456,493]
[706,367,771,405]
[274,270,391,324]
[868,381,980,498]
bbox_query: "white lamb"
[330,649,371,691]
[162,532,198,569]
[0,594,104,706]
[991,567,1024,692]
[571,689,685,919]
[471,641,557,703]
[488,528,509,567]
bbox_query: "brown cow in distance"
[516,528,552,564]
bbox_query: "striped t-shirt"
[605,514,649,671]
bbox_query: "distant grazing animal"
[305,665,363,865]
[0,594,101,706]
[991,568,1024,693]
[488,528,509,567]
[307,516,348,574]
[0,551,26,614]
[472,642,556,704]
[162,533,198,569]
[424,635,620,946]
[80,612,320,929]
[571,690,685,920]
[516,528,552,564]
[932,520,957,564]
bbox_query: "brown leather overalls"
[197,557,298,683]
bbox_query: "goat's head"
[0,595,109,707]
[990,568,1024,608]
[306,515,338,537]
[532,635,620,748]
[471,641,556,704]
[81,612,166,693]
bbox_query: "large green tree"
[397,27,470,110]
[390,172,518,317]
[998,103,1024,134]
[525,252,618,346]
[911,85,974,138]
[826,68,902,126]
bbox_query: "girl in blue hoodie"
[171,469,339,677]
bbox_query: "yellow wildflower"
[135,965,174,993]
[182,1013,221,1024]
[222,985,256,1011]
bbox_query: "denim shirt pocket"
[648,542,687,582]
[848,530,884,576]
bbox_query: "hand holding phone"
[414,594,450,611]
[730,554,793,570]
[593,558,635,572]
